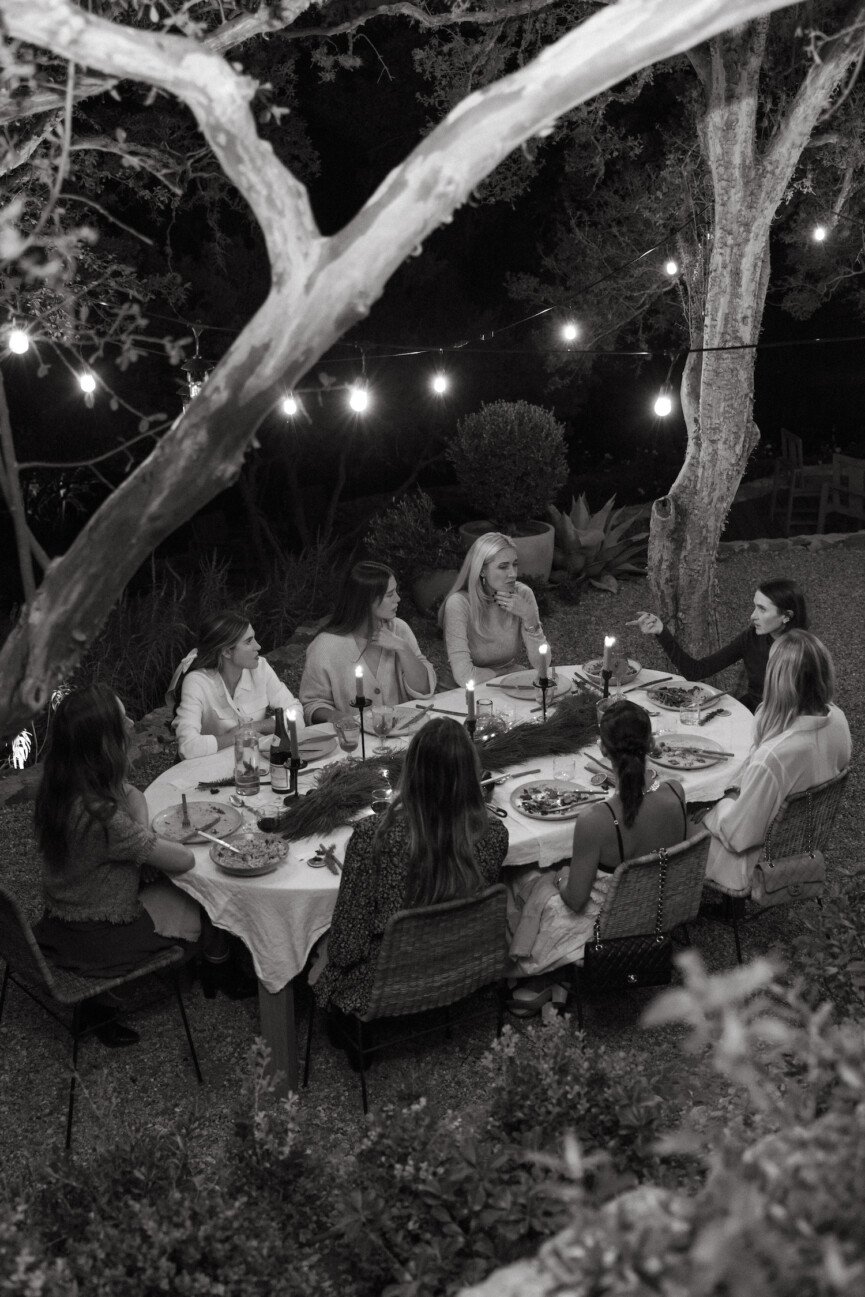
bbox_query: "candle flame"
[539,642,549,655]
[604,636,616,648]
[287,708,296,722]
[466,679,475,690]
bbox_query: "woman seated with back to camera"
[508,700,697,1013]
[170,609,302,760]
[702,629,850,894]
[300,561,435,724]
[315,719,508,1020]
[439,532,547,687]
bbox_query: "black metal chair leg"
[66,1006,81,1150]
[0,964,9,1026]
[357,1021,369,1115]
[303,1002,315,1088]
[172,974,203,1084]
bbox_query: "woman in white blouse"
[171,611,301,760]
[439,532,546,687]
[300,562,435,724]
[703,630,851,893]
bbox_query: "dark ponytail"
[599,701,652,828]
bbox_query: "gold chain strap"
[592,844,670,947]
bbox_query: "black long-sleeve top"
[656,625,770,713]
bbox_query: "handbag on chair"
[750,790,825,908]
[582,846,672,989]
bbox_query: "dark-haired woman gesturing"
[315,719,507,1017]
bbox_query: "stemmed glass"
[334,717,360,761]
[370,705,396,755]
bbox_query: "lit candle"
[286,708,299,759]
[466,679,476,721]
[354,665,364,702]
[602,636,616,672]
[538,642,550,684]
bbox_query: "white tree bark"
[0,0,805,736]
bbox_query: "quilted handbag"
[582,847,673,989]
[751,791,825,908]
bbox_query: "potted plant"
[548,493,649,593]
[363,489,464,613]
[447,400,569,579]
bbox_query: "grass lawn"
[0,543,862,1191]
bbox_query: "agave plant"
[548,494,649,593]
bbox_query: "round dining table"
[146,666,753,1093]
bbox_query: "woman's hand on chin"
[494,587,533,621]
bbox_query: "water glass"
[371,705,396,754]
[679,701,702,726]
[371,786,393,815]
[334,717,360,757]
[552,755,576,781]
[234,726,260,797]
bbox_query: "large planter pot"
[411,568,460,614]
[458,520,555,581]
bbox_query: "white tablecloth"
[145,665,753,992]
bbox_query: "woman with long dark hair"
[300,561,435,724]
[703,630,850,892]
[628,577,809,712]
[33,684,197,1044]
[439,532,546,686]
[171,609,301,759]
[314,719,507,1016]
[508,700,694,1013]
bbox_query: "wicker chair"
[304,884,509,1113]
[0,887,203,1149]
[703,769,850,963]
[568,831,711,1029]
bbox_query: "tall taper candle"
[602,636,616,672]
[354,665,364,702]
[286,708,300,759]
[538,642,550,684]
[466,679,476,721]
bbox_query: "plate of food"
[644,682,718,712]
[210,833,288,877]
[650,734,729,770]
[585,760,659,790]
[580,656,641,686]
[510,779,602,820]
[152,800,243,843]
[495,669,571,702]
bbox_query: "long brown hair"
[325,562,394,638]
[35,684,130,864]
[171,609,250,717]
[376,718,490,906]
[599,700,652,829]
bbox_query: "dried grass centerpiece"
[275,691,599,843]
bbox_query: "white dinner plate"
[650,734,729,770]
[510,779,601,820]
[152,801,243,843]
[495,669,571,702]
[580,656,641,685]
[645,682,718,712]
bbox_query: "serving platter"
[496,669,571,702]
[645,682,718,712]
[510,779,601,820]
[650,734,729,770]
[580,656,641,685]
[152,800,243,843]
[210,834,288,877]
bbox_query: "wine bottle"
[270,708,291,793]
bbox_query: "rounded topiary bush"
[447,400,569,532]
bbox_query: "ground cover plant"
[0,542,862,1293]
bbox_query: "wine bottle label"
[271,762,290,792]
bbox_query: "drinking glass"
[371,786,393,815]
[475,699,494,738]
[371,705,396,754]
[233,726,260,797]
[334,717,360,759]
[680,701,702,726]
[552,755,576,781]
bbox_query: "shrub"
[447,401,569,532]
[548,494,648,593]
[363,489,463,585]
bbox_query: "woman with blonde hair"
[315,718,507,1019]
[703,630,850,893]
[439,532,547,686]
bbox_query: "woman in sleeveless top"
[508,700,695,1012]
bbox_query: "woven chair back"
[595,830,710,942]
[761,769,849,861]
[0,887,58,996]
[363,884,508,1021]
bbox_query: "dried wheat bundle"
[278,753,406,842]
[477,692,598,770]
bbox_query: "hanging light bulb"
[8,328,29,354]
[664,259,679,277]
[653,392,673,417]
[561,321,579,342]
[348,384,369,413]
[78,372,96,394]
[431,373,449,395]
[812,224,828,243]
[282,394,298,417]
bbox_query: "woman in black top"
[628,577,808,712]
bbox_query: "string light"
[78,372,96,394]
[561,321,579,342]
[812,224,828,242]
[348,384,369,413]
[431,373,449,395]
[282,394,298,416]
[653,391,673,417]
[8,328,29,354]
[664,259,679,276]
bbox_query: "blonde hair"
[437,532,517,641]
[754,630,834,746]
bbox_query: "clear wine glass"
[334,717,360,760]
[371,705,396,755]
